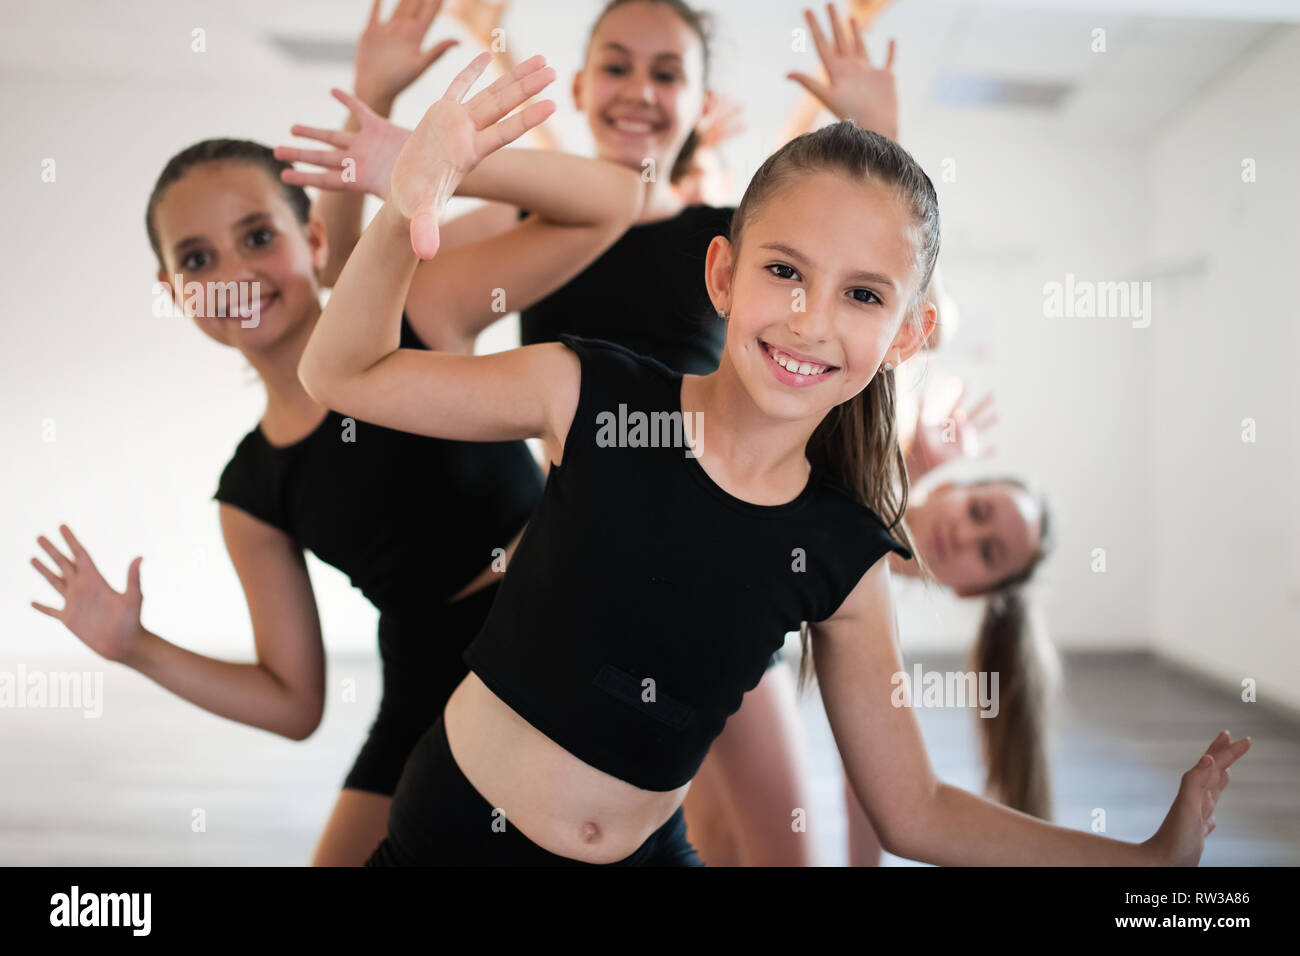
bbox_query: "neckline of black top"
[256,407,335,451]
[670,370,822,517]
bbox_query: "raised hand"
[1146,732,1252,865]
[390,51,555,258]
[354,0,461,110]
[276,90,413,199]
[448,0,510,52]
[908,377,998,479]
[788,3,899,140]
[30,524,144,665]
[695,91,748,150]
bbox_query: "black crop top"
[517,204,734,375]
[462,334,912,791]
[212,315,544,616]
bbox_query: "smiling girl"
[299,51,1248,866]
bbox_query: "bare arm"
[406,148,643,348]
[300,197,578,457]
[28,517,325,741]
[314,0,461,287]
[122,507,326,740]
[811,556,1249,865]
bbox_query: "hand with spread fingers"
[788,2,899,140]
[30,524,144,665]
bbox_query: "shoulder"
[216,426,268,480]
[556,332,677,382]
[813,472,914,562]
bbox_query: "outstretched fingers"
[37,535,74,577]
[274,144,344,167]
[467,60,556,130]
[444,50,493,104]
[31,555,67,595]
[475,99,556,156]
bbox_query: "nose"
[785,288,834,343]
[622,69,656,104]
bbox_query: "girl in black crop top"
[304,57,1248,867]
[26,56,662,876]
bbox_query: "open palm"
[30,524,143,664]
[277,90,413,199]
[789,3,899,140]
[390,50,555,258]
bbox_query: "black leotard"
[517,204,734,375]
[212,315,544,794]
[462,334,912,792]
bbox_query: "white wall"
[0,6,1292,697]
[1144,26,1300,710]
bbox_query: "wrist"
[353,81,396,118]
[118,623,152,671]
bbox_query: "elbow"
[872,784,943,861]
[296,353,332,407]
[283,699,325,742]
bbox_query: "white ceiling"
[0,0,1289,148]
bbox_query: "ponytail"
[969,588,1060,818]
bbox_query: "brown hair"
[145,138,311,272]
[585,0,713,185]
[961,476,1058,819]
[727,118,941,692]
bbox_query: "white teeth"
[771,346,827,376]
[612,118,654,132]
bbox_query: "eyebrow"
[172,211,271,254]
[758,242,899,290]
[599,42,683,63]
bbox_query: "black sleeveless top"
[212,316,544,616]
[517,204,734,375]
[462,334,912,791]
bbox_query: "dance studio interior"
[2,0,1297,871]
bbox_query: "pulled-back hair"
[145,138,311,271]
[730,119,941,691]
[585,0,713,185]
[961,476,1060,819]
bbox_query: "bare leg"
[682,663,819,866]
[682,748,743,866]
[310,788,392,867]
[844,769,884,866]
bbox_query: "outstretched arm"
[297,52,581,461]
[29,518,325,741]
[812,557,1251,865]
[314,0,461,286]
[278,72,643,351]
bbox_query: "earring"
[882,361,894,372]
[717,309,728,321]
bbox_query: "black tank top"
[212,316,544,616]
[462,334,912,791]
[517,204,734,375]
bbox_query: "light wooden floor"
[1,649,1295,865]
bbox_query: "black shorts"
[365,711,705,866]
[342,581,501,796]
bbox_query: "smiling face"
[151,161,327,353]
[705,170,932,424]
[908,481,1043,596]
[573,1,707,180]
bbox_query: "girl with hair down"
[300,49,1247,867]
